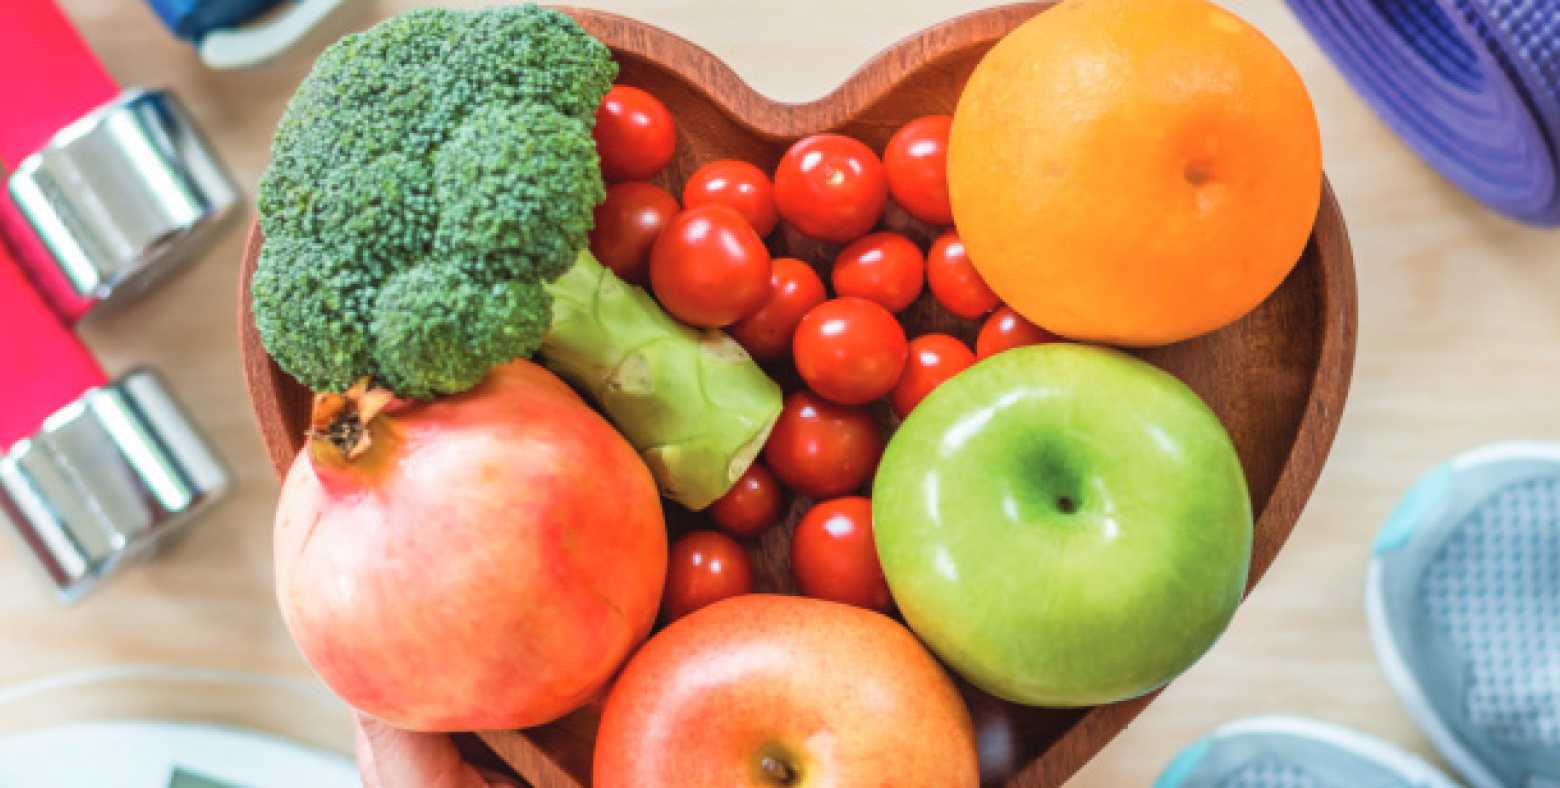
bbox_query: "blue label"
[146,0,284,41]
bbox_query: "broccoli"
[254,5,614,398]
[253,5,781,509]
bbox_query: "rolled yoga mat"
[1288,0,1560,226]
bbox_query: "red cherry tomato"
[793,297,908,405]
[927,230,1000,320]
[883,115,953,225]
[650,204,771,327]
[683,160,778,237]
[831,232,925,313]
[709,462,784,538]
[763,390,883,499]
[773,134,887,242]
[728,258,827,362]
[594,85,676,182]
[662,530,753,622]
[791,497,892,612]
[590,182,679,285]
[976,306,1059,361]
[891,333,975,418]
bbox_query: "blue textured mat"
[1289,0,1560,226]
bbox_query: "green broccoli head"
[433,103,604,283]
[253,5,616,399]
[371,266,554,396]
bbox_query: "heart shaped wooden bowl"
[239,3,1357,785]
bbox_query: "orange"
[948,0,1322,346]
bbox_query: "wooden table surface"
[2,1,1554,785]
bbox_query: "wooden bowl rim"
[237,4,1359,785]
[562,2,1046,140]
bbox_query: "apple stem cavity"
[1055,495,1078,514]
[758,753,799,785]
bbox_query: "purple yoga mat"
[1290,0,1560,226]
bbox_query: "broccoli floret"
[433,103,604,283]
[371,266,553,396]
[253,5,616,399]
[252,236,378,391]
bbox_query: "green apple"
[873,343,1251,707]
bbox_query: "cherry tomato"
[793,297,908,405]
[728,258,827,362]
[662,530,753,622]
[927,230,1000,320]
[773,134,887,242]
[594,85,676,182]
[791,497,892,612]
[650,204,771,327]
[590,182,679,284]
[683,159,778,236]
[883,115,953,225]
[763,390,883,499]
[891,333,975,418]
[709,462,784,538]
[976,306,1059,361]
[831,232,925,313]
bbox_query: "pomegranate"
[273,360,666,731]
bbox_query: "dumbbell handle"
[1,0,239,324]
[0,0,122,319]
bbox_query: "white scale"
[0,721,357,787]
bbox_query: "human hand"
[353,713,521,788]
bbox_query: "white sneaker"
[1368,441,1560,788]
[1153,716,1457,787]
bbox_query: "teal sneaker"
[1369,442,1560,788]
[1153,716,1457,787]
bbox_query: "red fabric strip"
[0,244,105,448]
[0,0,120,168]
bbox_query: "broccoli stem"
[541,251,783,510]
